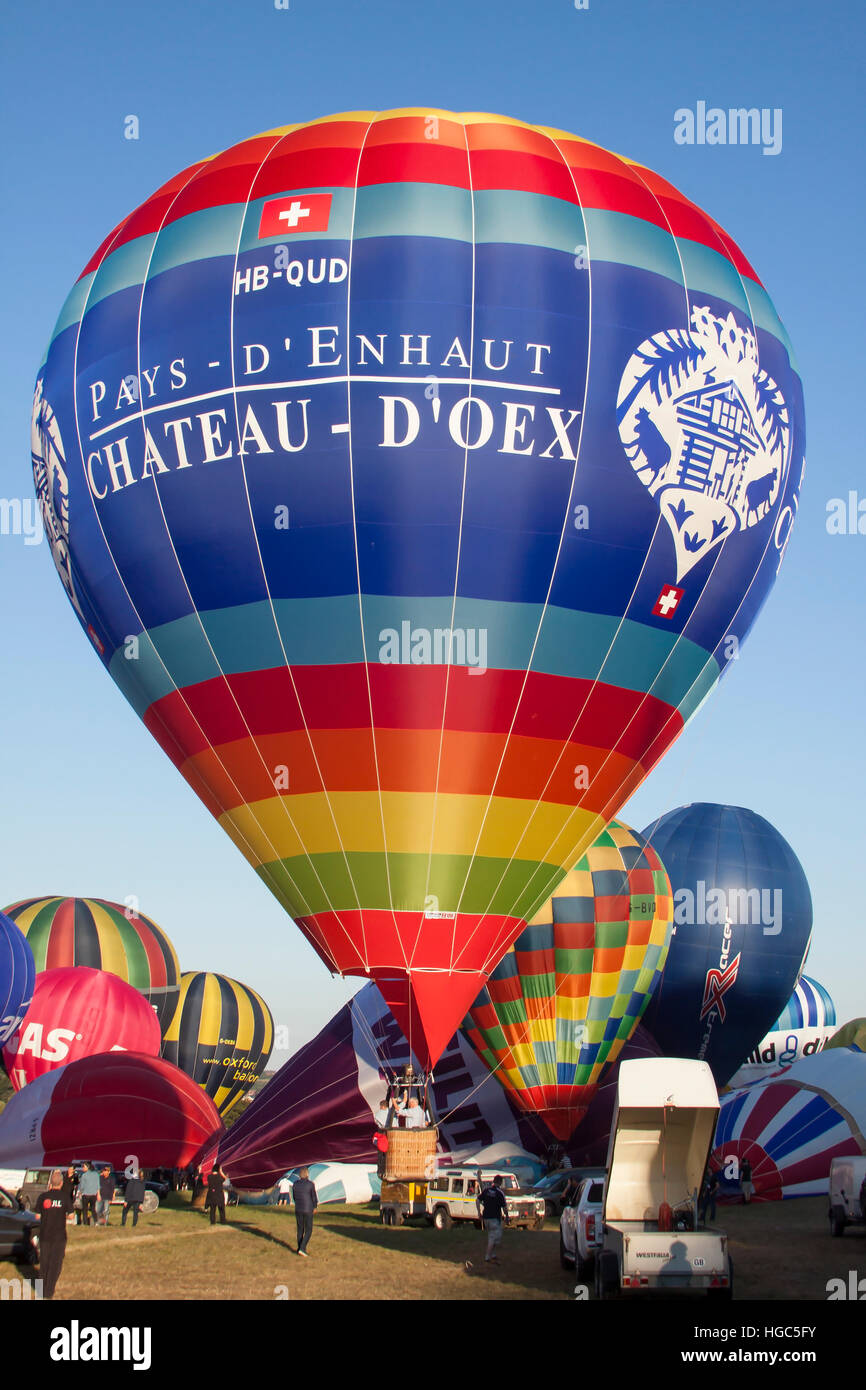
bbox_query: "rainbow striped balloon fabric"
[463,820,673,1139]
[4,897,180,1031]
[31,110,804,1066]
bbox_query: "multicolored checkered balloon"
[463,820,673,1140]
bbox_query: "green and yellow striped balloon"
[161,972,274,1116]
[3,896,180,1031]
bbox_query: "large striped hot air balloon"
[463,820,673,1139]
[31,110,804,1068]
[727,975,836,1087]
[161,972,273,1115]
[3,898,180,1030]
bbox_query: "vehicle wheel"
[532,1215,545,1231]
[576,1252,593,1280]
[597,1251,619,1300]
[559,1234,574,1270]
[473,1219,482,1230]
[142,1191,159,1215]
[392,1208,404,1228]
[433,1206,453,1231]
[830,1206,846,1237]
[382,1207,393,1225]
[544,1200,556,1220]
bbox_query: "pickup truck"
[595,1057,732,1299]
[559,1176,604,1277]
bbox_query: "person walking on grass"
[476,1175,509,1265]
[292,1167,318,1257]
[96,1165,114,1225]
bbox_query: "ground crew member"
[34,1170,73,1299]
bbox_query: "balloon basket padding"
[383,1128,438,1183]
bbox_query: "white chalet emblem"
[617,306,791,579]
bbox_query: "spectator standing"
[122,1170,146,1227]
[96,1166,115,1225]
[205,1164,228,1226]
[77,1163,99,1226]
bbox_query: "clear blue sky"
[1,0,863,1057]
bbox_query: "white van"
[829,1157,866,1236]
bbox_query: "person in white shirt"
[402,1097,427,1129]
[374,1099,390,1129]
[277,1174,292,1206]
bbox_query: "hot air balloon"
[727,975,836,1087]
[3,897,180,1030]
[462,820,672,1139]
[0,1051,222,1170]
[31,110,805,1071]
[825,1018,866,1053]
[0,911,35,1050]
[2,966,162,1090]
[711,1049,866,1200]
[640,804,813,1086]
[161,971,274,1115]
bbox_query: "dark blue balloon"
[0,911,36,1052]
[640,804,812,1086]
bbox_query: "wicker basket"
[383,1127,438,1182]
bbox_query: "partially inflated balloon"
[825,1019,866,1053]
[0,911,35,1051]
[2,966,162,1090]
[161,971,274,1115]
[727,975,835,1087]
[0,1051,222,1169]
[641,804,813,1085]
[32,110,805,1067]
[711,1049,866,1200]
[463,820,672,1139]
[4,897,180,1030]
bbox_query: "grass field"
[2,1194,863,1301]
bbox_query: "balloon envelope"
[463,819,672,1138]
[161,971,274,1115]
[825,1018,866,1053]
[640,804,813,1085]
[727,975,836,1087]
[3,897,180,1030]
[0,911,35,1050]
[0,1051,222,1169]
[2,966,162,1090]
[711,1048,866,1200]
[32,111,805,1067]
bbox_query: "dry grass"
[1,1193,862,1301]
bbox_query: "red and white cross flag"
[258,193,332,238]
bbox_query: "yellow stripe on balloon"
[217,792,600,865]
[89,900,137,979]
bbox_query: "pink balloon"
[2,966,161,1089]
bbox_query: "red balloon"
[2,966,161,1090]
[0,1052,222,1169]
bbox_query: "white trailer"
[596,1057,732,1299]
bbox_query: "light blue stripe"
[679,237,753,316]
[107,593,718,719]
[86,237,157,309]
[353,181,473,241]
[474,190,586,250]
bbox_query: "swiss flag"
[653,584,684,618]
[258,193,332,238]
